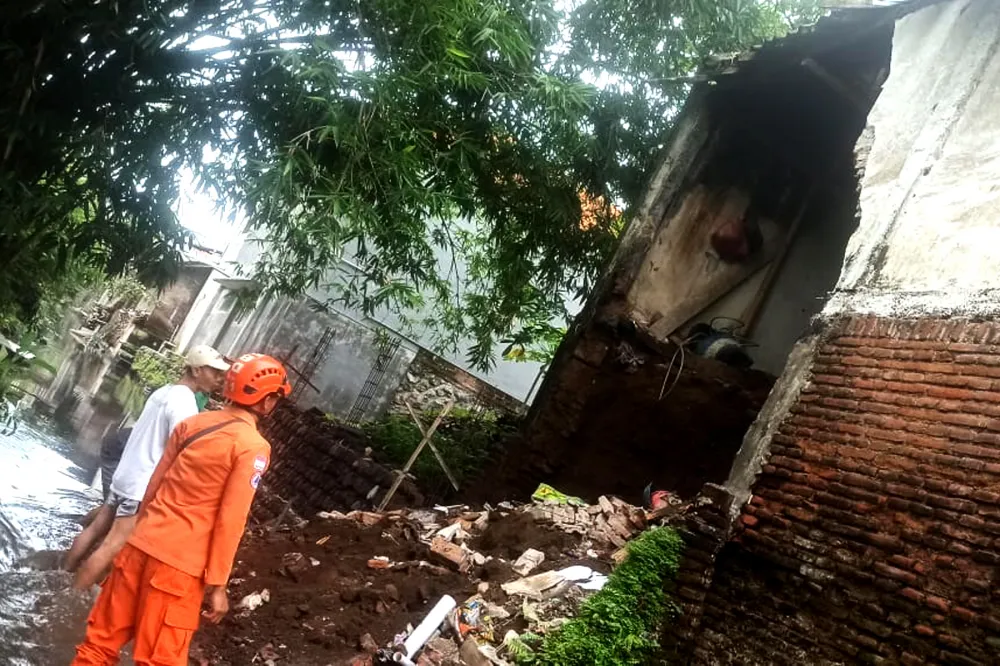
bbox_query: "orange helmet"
[224,353,292,406]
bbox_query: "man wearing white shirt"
[63,345,230,589]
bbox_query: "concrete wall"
[831,0,1000,315]
[670,3,1000,663]
[145,264,213,340]
[682,183,859,375]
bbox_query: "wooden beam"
[404,400,460,492]
[377,399,455,511]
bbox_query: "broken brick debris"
[197,485,692,666]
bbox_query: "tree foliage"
[0,0,821,368]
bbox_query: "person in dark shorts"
[77,427,133,530]
[99,427,131,501]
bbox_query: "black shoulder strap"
[179,418,241,452]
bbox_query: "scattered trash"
[394,595,457,665]
[484,602,510,621]
[501,571,567,600]
[458,599,487,639]
[238,588,271,612]
[368,556,392,570]
[501,565,607,599]
[194,478,694,664]
[531,483,587,507]
[434,522,464,542]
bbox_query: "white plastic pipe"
[397,594,457,661]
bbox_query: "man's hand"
[202,585,229,624]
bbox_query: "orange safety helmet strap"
[224,353,293,406]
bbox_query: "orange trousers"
[72,544,205,666]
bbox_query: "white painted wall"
[829,0,1000,316]
[176,231,548,402]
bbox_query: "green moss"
[514,527,685,666]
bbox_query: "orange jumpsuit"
[73,407,271,666]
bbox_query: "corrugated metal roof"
[695,0,950,80]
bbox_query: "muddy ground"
[194,500,608,665]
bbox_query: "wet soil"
[482,347,775,505]
[196,506,607,666]
[472,512,578,562]
[197,517,475,665]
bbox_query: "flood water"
[0,422,101,664]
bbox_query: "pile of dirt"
[483,346,775,505]
[194,518,473,665]
[472,512,578,561]
[190,480,688,666]
[193,507,612,665]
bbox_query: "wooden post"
[405,400,461,492]
[741,189,812,337]
[377,399,455,511]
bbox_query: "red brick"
[980,615,1000,632]
[925,595,950,613]
[951,606,978,623]
[914,624,935,637]
[901,587,926,604]
[926,386,981,401]
[874,562,918,585]
[430,537,470,572]
[741,514,759,528]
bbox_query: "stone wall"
[680,315,1000,665]
[261,404,423,516]
[390,350,524,416]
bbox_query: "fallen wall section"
[261,405,424,516]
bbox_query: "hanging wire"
[658,334,696,401]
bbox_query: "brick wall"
[494,322,773,503]
[687,315,1000,665]
[261,405,423,515]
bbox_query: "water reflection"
[0,422,101,664]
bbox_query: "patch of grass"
[513,527,685,666]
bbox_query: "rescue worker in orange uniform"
[71,354,291,666]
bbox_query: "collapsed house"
[500,0,1000,662]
